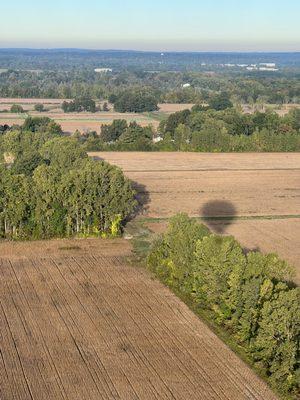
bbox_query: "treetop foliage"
[148,214,300,396]
[113,89,159,113]
[0,117,136,239]
[62,97,96,113]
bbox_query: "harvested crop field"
[157,103,194,113]
[0,98,194,133]
[0,111,159,133]
[93,152,300,282]
[0,238,277,400]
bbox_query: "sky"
[1,0,300,51]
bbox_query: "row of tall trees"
[0,118,136,239]
[80,107,300,152]
[156,107,300,152]
[147,214,300,396]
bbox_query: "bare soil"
[0,238,277,400]
[157,103,194,113]
[0,99,197,133]
[96,152,300,282]
[0,111,159,133]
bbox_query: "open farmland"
[0,111,160,133]
[0,238,277,400]
[0,98,195,134]
[93,152,300,283]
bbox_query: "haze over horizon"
[1,0,299,52]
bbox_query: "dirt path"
[0,239,277,400]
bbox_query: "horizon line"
[0,47,300,54]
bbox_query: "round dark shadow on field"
[201,200,237,234]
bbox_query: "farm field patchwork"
[0,238,277,400]
[1,98,298,134]
[94,152,300,283]
[0,111,160,133]
[0,99,194,133]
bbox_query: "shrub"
[34,103,45,112]
[10,104,24,113]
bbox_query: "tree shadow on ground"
[200,200,237,234]
[243,246,261,255]
[200,201,264,257]
[127,181,151,222]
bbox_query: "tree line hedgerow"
[79,105,300,152]
[0,117,136,239]
[147,214,300,397]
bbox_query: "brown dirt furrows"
[0,238,131,259]
[91,152,300,171]
[128,169,300,218]
[96,152,300,278]
[0,98,67,104]
[0,246,277,400]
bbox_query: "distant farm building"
[94,68,113,73]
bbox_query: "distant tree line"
[80,104,300,152]
[0,117,136,239]
[155,104,300,152]
[1,69,299,105]
[147,214,300,397]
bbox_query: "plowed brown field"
[0,238,277,400]
[93,152,300,282]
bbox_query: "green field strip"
[139,214,300,223]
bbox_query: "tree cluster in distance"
[147,214,300,397]
[79,106,300,153]
[157,106,300,152]
[80,120,154,152]
[62,97,96,113]
[0,117,136,239]
[111,89,159,113]
[10,104,25,113]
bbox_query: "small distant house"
[259,63,276,68]
[153,136,163,143]
[94,68,113,73]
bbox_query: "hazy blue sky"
[1,0,299,51]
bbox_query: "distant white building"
[153,136,163,143]
[94,68,112,73]
[259,67,279,71]
[260,63,276,68]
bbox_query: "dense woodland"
[1,49,299,70]
[147,214,300,397]
[0,67,299,105]
[0,117,136,239]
